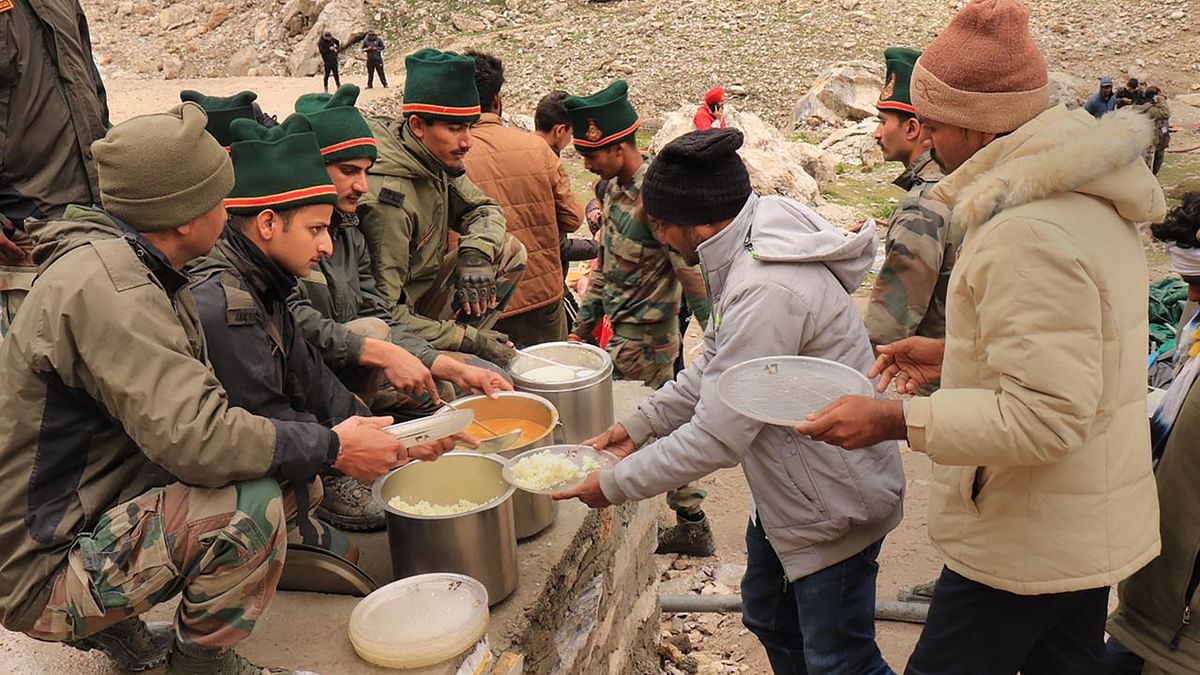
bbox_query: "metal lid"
[277,544,377,597]
[717,356,874,426]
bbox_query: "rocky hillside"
[83,0,1200,126]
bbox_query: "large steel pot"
[510,341,615,444]
[439,392,560,539]
[373,452,517,605]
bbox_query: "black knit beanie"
[643,128,751,226]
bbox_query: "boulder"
[162,55,185,79]
[818,119,884,169]
[205,4,231,30]
[452,14,488,32]
[649,103,826,204]
[791,61,884,128]
[287,0,367,76]
[1048,71,1092,110]
[228,46,258,77]
[279,0,328,37]
[158,5,197,30]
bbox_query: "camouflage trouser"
[0,264,36,343]
[25,477,342,648]
[608,330,680,389]
[666,483,707,516]
[416,233,528,332]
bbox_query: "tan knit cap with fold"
[910,0,1050,134]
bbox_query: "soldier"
[865,48,958,355]
[463,51,585,347]
[358,48,527,368]
[1,0,109,339]
[0,103,438,674]
[563,81,716,556]
[190,114,456,535]
[179,89,279,149]
[288,86,510,430]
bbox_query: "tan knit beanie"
[910,0,1050,134]
[92,102,234,232]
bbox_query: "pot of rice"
[373,452,517,605]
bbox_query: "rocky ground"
[84,0,1200,128]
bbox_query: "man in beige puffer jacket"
[799,1,1164,673]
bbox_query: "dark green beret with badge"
[401,48,481,124]
[225,114,337,215]
[564,80,641,152]
[295,83,378,164]
[877,47,922,115]
[180,89,258,148]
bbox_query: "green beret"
[180,89,258,148]
[878,47,921,114]
[225,114,337,216]
[563,80,640,152]
[401,48,481,124]
[295,84,378,164]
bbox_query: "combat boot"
[656,511,716,557]
[166,640,319,675]
[316,474,385,531]
[65,616,174,672]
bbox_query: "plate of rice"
[502,445,618,495]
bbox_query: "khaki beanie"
[92,102,234,232]
[910,0,1050,134]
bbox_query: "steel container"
[510,341,615,444]
[373,452,517,605]
[439,392,561,539]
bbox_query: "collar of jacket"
[474,112,503,128]
[615,160,649,198]
[400,120,466,179]
[331,208,358,233]
[218,224,298,304]
[695,194,757,300]
[893,149,938,191]
[116,222,191,297]
[930,105,1166,232]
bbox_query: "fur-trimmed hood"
[931,105,1167,232]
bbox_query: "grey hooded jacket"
[599,194,905,580]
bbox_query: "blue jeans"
[741,517,894,675]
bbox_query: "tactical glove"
[462,327,516,367]
[454,248,497,309]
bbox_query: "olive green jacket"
[357,118,508,350]
[1,0,109,224]
[289,210,439,370]
[1108,379,1200,672]
[0,208,337,632]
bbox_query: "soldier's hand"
[462,328,516,368]
[871,337,945,394]
[0,218,29,265]
[584,423,637,460]
[795,397,907,450]
[454,248,497,317]
[332,415,407,480]
[362,338,440,405]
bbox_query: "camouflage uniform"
[864,151,959,356]
[23,477,338,648]
[573,162,712,389]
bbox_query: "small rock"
[840,0,860,8]
[205,5,231,30]
[671,558,691,571]
[158,5,197,30]
[117,1,134,15]
[1170,9,1184,19]
[726,84,748,96]
[162,55,185,79]
[666,633,693,654]
[184,26,204,40]
[452,14,488,32]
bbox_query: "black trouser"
[366,59,387,88]
[322,58,340,91]
[905,567,1109,675]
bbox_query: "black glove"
[454,248,497,309]
[462,327,515,367]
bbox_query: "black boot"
[656,511,716,557]
[66,616,174,672]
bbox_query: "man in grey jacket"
[555,129,904,675]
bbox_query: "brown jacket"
[463,113,582,317]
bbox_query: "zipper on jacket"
[1170,606,1190,650]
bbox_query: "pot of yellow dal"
[437,392,561,539]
